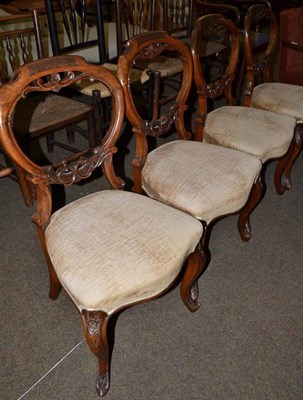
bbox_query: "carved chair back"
[44,0,108,63]
[0,55,125,226]
[191,13,240,141]
[117,31,193,192]
[243,4,277,106]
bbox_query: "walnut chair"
[0,11,97,206]
[0,55,206,396]
[191,13,299,198]
[243,4,303,194]
[117,30,264,275]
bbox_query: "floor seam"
[16,338,85,400]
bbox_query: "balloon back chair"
[191,13,299,197]
[0,11,97,206]
[117,30,264,277]
[243,4,303,194]
[0,54,206,397]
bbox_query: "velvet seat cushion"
[45,190,202,315]
[204,106,296,162]
[141,141,262,222]
[251,83,303,123]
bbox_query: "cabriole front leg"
[180,244,207,312]
[81,310,110,397]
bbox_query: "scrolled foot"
[96,371,110,397]
[238,218,252,242]
[181,245,207,312]
[187,280,200,312]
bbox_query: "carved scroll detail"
[140,42,169,59]
[136,103,187,137]
[189,281,199,306]
[30,146,117,186]
[22,70,88,97]
[201,75,234,99]
[96,373,110,397]
[253,56,270,75]
[201,23,225,38]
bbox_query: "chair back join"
[44,0,107,63]
[0,12,44,83]
[0,55,125,225]
[243,3,277,105]
[191,14,240,141]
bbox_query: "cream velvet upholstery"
[251,83,303,123]
[141,141,262,222]
[74,63,149,98]
[45,190,202,315]
[204,106,296,162]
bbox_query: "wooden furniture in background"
[0,54,206,396]
[0,12,96,206]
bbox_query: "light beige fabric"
[45,191,202,315]
[74,63,149,98]
[204,106,296,162]
[251,83,303,123]
[142,140,262,222]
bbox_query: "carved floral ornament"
[135,103,188,137]
[140,42,169,60]
[29,146,118,186]
[201,23,226,38]
[22,70,87,97]
[199,75,235,99]
[253,56,270,74]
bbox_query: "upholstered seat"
[204,106,296,162]
[142,141,262,223]
[250,83,303,123]
[191,12,301,196]
[46,190,202,314]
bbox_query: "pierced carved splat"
[201,75,235,99]
[140,42,169,60]
[30,146,117,186]
[252,55,271,76]
[201,23,226,39]
[21,69,88,97]
[136,103,187,137]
